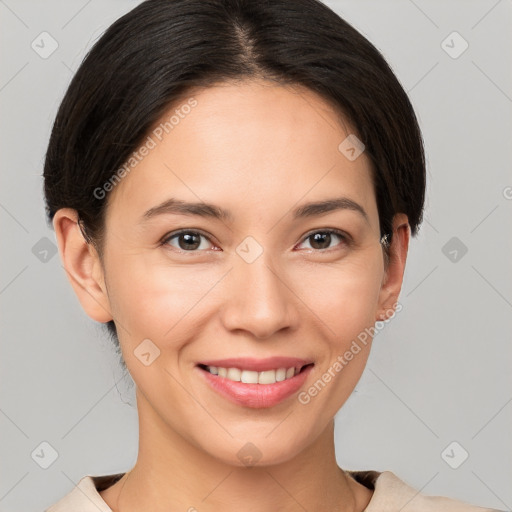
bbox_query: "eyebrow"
[141,197,368,223]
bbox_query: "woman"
[43,0,501,510]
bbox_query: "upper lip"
[197,357,314,372]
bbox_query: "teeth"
[227,368,241,381]
[241,370,259,384]
[275,368,286,382]
[258,370,276,384]
[206,366,300,384]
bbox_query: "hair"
[43,0,426,366]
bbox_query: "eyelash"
[159,228,351,254]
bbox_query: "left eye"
[162,229,349,253]
[296,230,348,251]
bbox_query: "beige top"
[45,469,501,511]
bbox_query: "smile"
[196,357,315,408]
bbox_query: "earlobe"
[52,208,113,323]
[376,213,410,321]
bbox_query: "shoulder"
[346,469,503,512]
[45,473,124,512]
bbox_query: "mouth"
[195,357,315,408]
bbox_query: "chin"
[206,430,312,469]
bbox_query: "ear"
[52,208,113,323]
[376,213,410,321]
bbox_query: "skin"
[53,79,410,512]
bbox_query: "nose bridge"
[221,240,298,338]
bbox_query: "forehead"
[105,79,378,228]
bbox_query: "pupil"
[311,232,331,250]
[179,233,200,250]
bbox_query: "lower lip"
[197,365,314,409]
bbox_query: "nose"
[219,253,301,340]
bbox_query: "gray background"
[1,0,511,511]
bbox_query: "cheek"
[106,254,221,347]
[296,254,383,403]
[297,253,384,333]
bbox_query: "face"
[56,79,408,467]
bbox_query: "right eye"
[160,229,218,252]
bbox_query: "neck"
[104,388,373,512]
